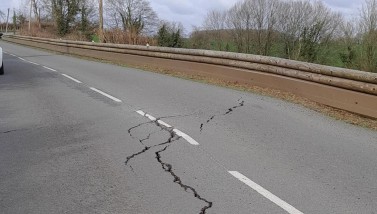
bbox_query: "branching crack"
[158,113,195,120]
[125,146,151,166]
[200,97,245,132]
[125,113,213,213]
[125,115,179,163]
[156,146,213,214]
[126,120,155,169]
[125,130,177,168]
[125,113,182,166]
[127,121,153,141]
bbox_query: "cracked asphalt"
[126,116,211,213]
[200,98,244,133]
[1,41,377,214]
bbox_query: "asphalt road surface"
[1,41,377,214]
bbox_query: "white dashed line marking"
[42,66,57,72]
[229,171,304,214]
[61,74,82,83]
[136,110,197,144]
[136,110,172,128]
[136,111,157,122]
[145,113,157,121]
[173,129,200,145]
[18,57,40,66]
[27,61,39,65]
[89,87,122,103]
[9,53,16,57]
[136,110,146,116]
[157,120,172,128]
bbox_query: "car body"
[0,46,3,75]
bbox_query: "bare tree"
[31,0,41,28]
[277,0,313,59]
[226,0,280,54]
[226,1,246,52]
[203,9,227,50]
[298,1,342,62]
[244,0,265,54]
[0,10,5,23]
[240,0,253,53]
[249,0,279,55]
[190,26,209,49]
[106,0,158,44]
[359,0,377,72]
[274,0,341,62]
[339,18,359,68]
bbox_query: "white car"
[0,46,3,75]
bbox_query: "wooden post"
[28,0,32,32]
[99,0,104,42]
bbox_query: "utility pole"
[29,0,32,32]
[13,9,16,34]
[5,8,9,33]
[99,0,104,42]
[38,8,41,29]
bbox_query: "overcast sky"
[1,0,363,32]
[150,0,362,32]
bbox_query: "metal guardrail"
[3,35,377,119]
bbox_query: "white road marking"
[17,57,27,61]
[9,53,16,57]
[42,66,57,72]
[135,110,197,144]
[229,171,304,214]
[157,120,172,128]
[136,111,171,128]
[18,57,40,66]
[136,110,146,116]
[61,74,82,83]
[27,61,39,65]
[173,129,200,145]
[145,113,157,121]
[89,87,122,103]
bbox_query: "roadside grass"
[91,35,100,43]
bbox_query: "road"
[1,41,377,214]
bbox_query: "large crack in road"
[156,145,213,214]
[125,113,194,166]
[125,113,213,213]
[125,119,167,167]
[200,98,245,132]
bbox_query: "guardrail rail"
[3,35,377,119]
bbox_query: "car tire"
[0,62,4,75]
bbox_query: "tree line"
[193,0,377,72]
[2,0,377,72]
[0,0,183,47]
